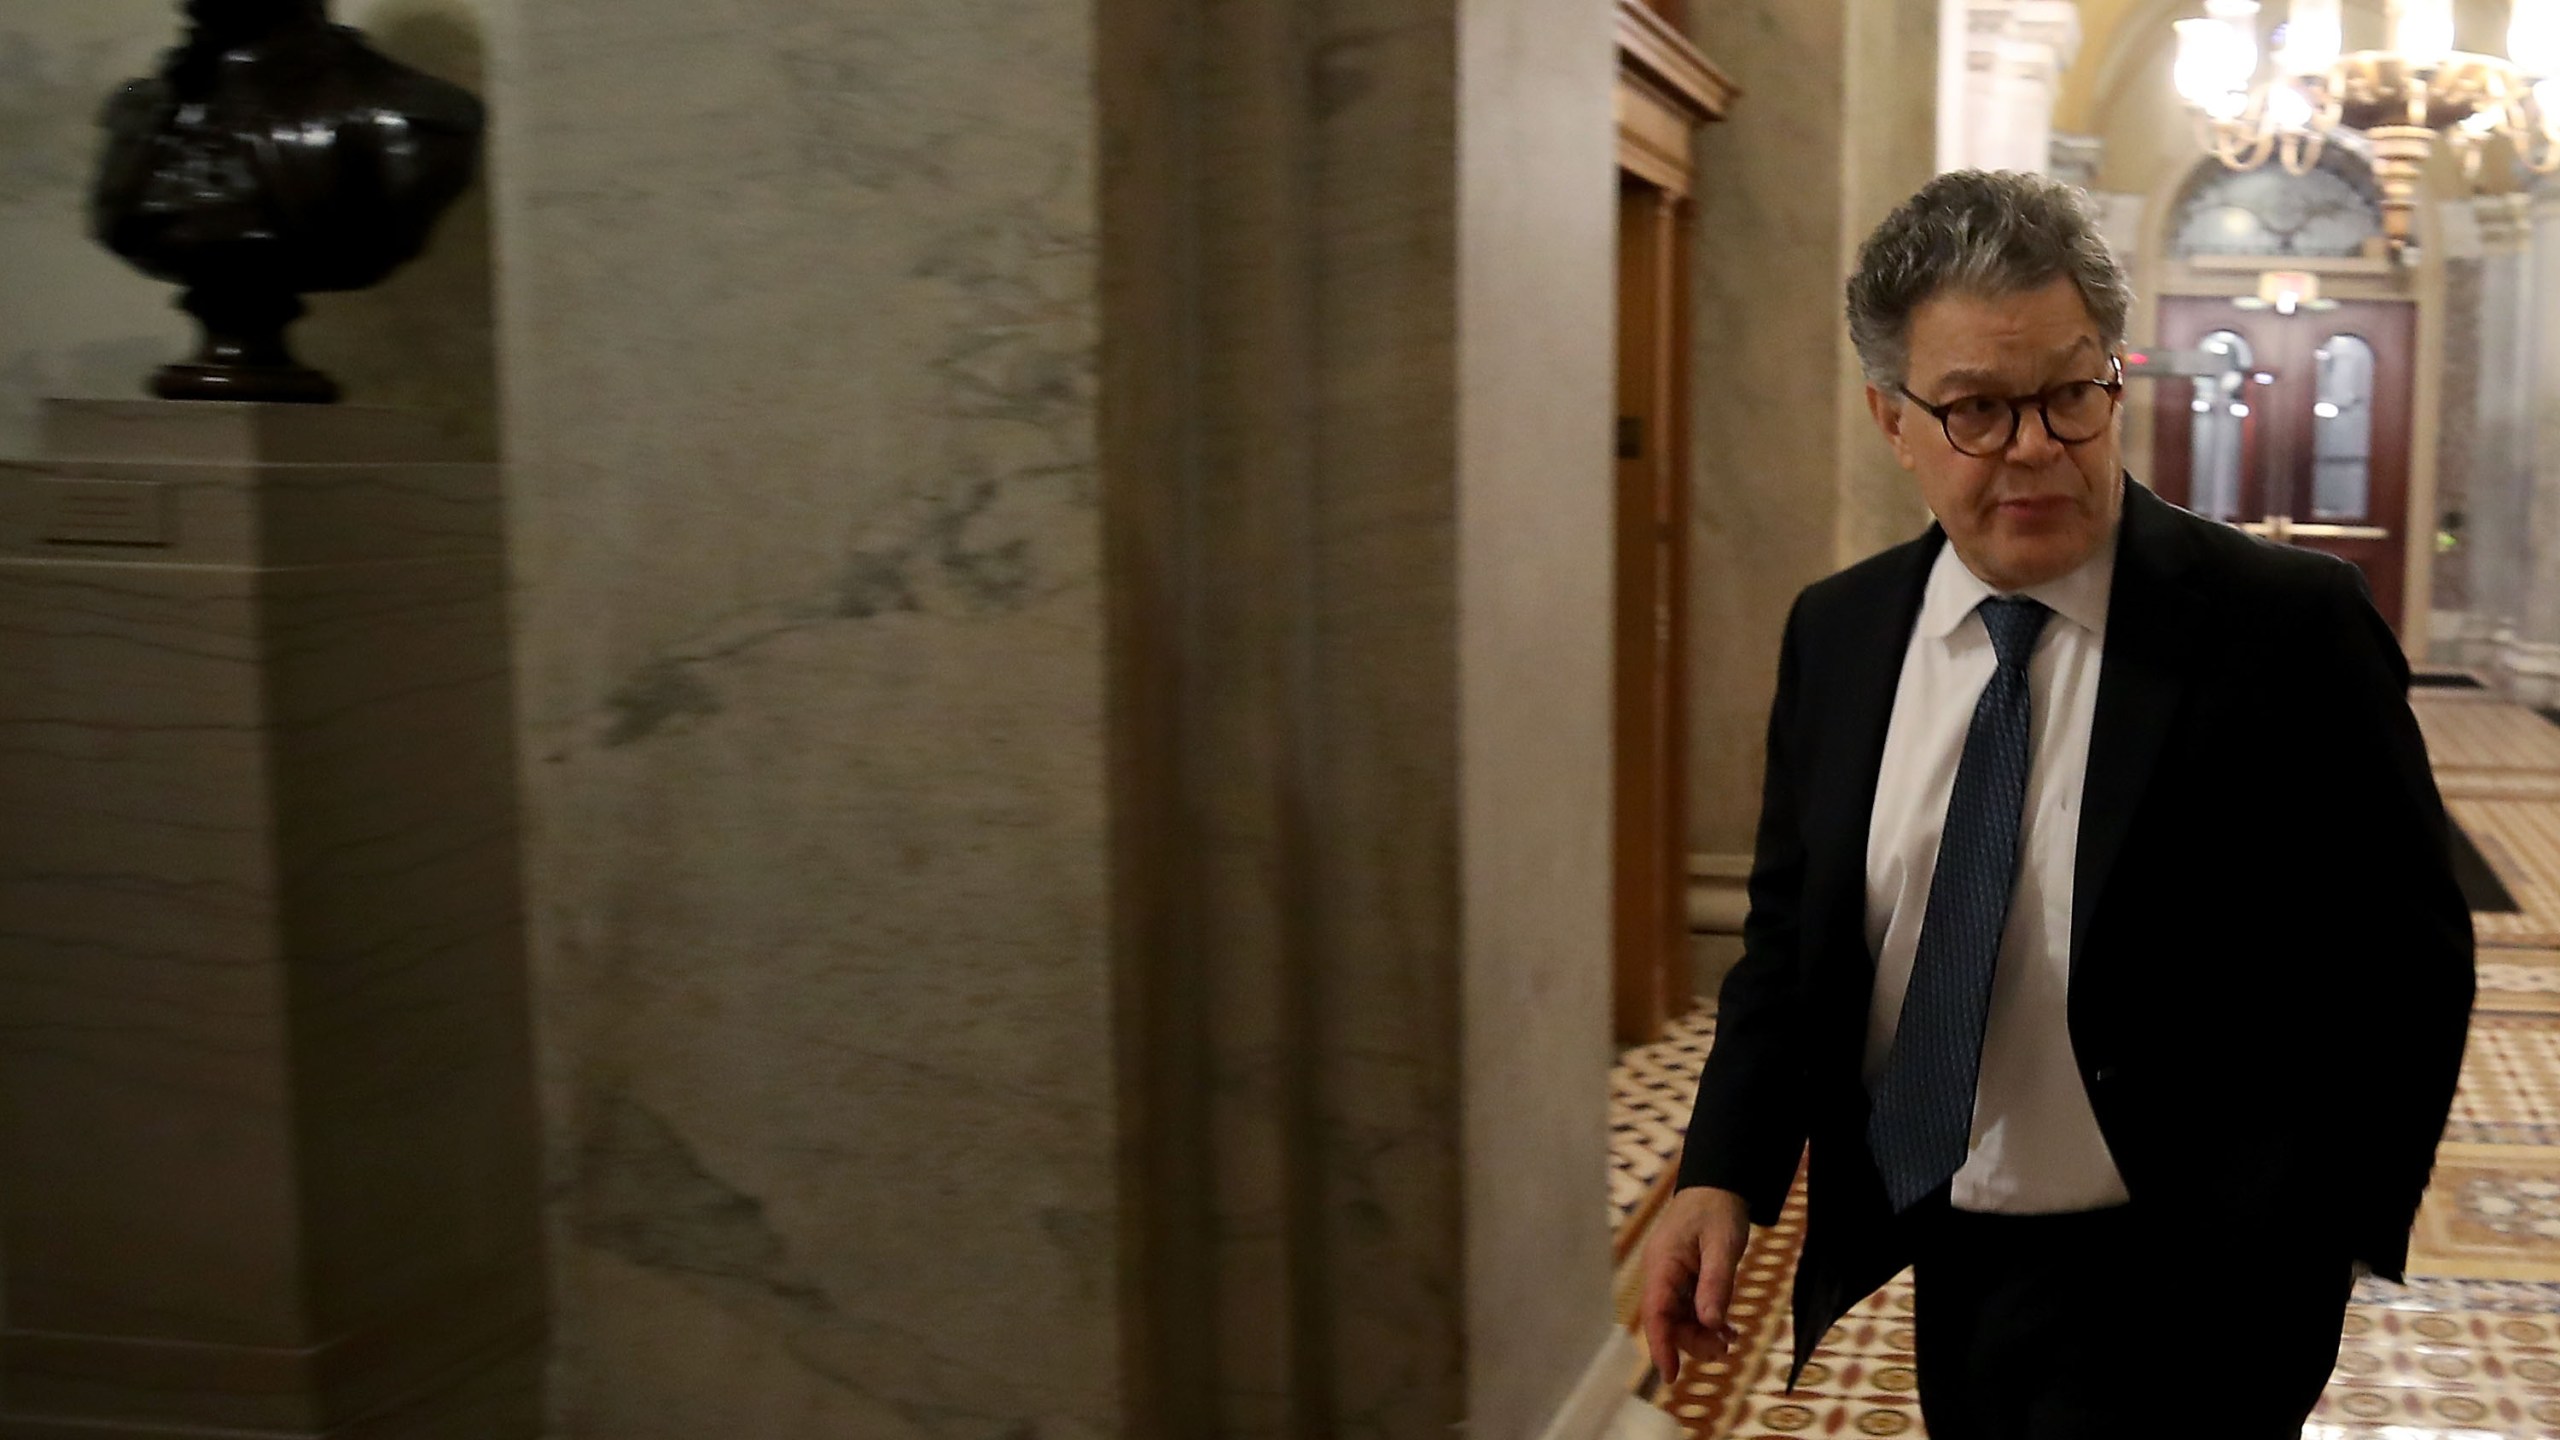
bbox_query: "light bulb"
[2176,15,2262,106]
[2513,0,2560,76]
[2392,0,2456,60]
[2269,83,2317,128]
[2282,0,2343,72]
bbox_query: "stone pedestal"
[0,401,541,1439]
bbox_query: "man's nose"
[2004,401,2066,463]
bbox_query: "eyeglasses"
[1895,357,2126,458]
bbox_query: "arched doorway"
[2138,146,2426,636]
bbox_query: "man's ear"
[1866,384,1918,472]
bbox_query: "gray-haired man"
[1639,170,2474,1437]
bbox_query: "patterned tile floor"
[1612,1009,1717,1229]
[1615,683,2560,1438]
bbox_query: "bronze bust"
[91,0,484,403]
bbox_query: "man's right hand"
[1638,1185,1754,1388]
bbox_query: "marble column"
[1946,0,2079,178]
[0,400,542,1438]
[498,0,1623,1437]
[2049,133,2104,190]
[2439,194,2531,661]
[1686,0,1939,864]
[2517,181,2560,699]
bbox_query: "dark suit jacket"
[1676,476,2476,1395]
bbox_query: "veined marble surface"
[1683,0,1939,857]
[492,1,1113,1435]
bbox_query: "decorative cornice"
[2009,0,2083,68]
[1616,0,1737,124]
[2475,191,2533,251]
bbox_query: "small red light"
[2126,351,2149,365]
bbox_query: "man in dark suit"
[1638,171,2475,1438]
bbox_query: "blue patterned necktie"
[1866,593,2055,1215]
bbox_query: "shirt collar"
[1917,519,2117,642]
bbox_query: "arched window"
[2311,334,2377,520]
[2168,149,2384,260]
[2187,329,2254,522]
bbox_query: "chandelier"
[2173,0,2560,256]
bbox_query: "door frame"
[1611,0,1731,1046]
[2126,154,2453,658]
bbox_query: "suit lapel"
[1809,477,2202,1003]
[2069,477,2203,973]
[1807,526,1942,1006]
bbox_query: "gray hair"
[1846,170,2133,389]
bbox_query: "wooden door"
[1613,176,1691,1046]
[2150,296,2415,632]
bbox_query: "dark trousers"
[1895,1185,2357,1439]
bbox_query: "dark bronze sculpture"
[91,0,484,403]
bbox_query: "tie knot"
[1978,595,2052,672]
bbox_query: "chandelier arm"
[2235,113,2281,170]
[2519,116,2560,174]
[2293,126,2334,175]
[2517,67,2560,172]
[2193,111,2260,170]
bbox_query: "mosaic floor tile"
[2441,772,2560,802]
[2480,951,2560,990]
[2411,1144,2560,1282]
[1612,1009,1717,1232]
[2416,698,2560,775]
[2447,1014,2560,1148]
[2447,799,2560,948]
[2308,1286,2560,1437]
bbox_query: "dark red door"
[2150,296,2415,633]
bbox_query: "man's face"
[1866,275,2126,592]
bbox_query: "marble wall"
[491,0,1117,1433]
[1455,2,1619,1431]
[1684,0,1939,857]
[2429,188,2560,685]
[2,0,1622,1432]
[2440,195,2537,633]
[502,0,1617,1436]
[2519,181,2560,692]
[0,0,499,461]
[2435,249,2484,615]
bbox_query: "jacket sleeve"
[2303,561,2475,1276]
[1676,591,1812,1228]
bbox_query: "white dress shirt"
[1860,528,2130,1215]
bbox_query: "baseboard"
[2501,637,2560,706]
[1685,852,1749,933]
[1534,1328,1677,1440]
[2414,613,2560,706]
